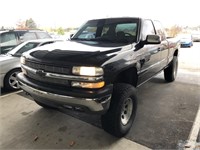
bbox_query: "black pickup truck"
[17,17,180,137]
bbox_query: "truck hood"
[31,40,128,52]
[25,40,133,66]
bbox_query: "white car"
[0,39,63,90]
[192,33,200,42]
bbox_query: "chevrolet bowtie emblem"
[36,70,46,77]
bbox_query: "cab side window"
[37,32,51,39]
[23,32,37,40]
[141,20,156,41]
[153,21,166,41]
[0,33,17,46]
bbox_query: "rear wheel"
[164,56,178,82]
[101,83,137,137]
[4,69,21,90]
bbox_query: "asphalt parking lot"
[0,43,200,149]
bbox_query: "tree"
[25,18,37,29]
[57,27,65,35]
[167,25,182,37]
[16,19,26,29]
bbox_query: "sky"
[0,0,199,29]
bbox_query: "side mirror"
[70,34,74,39]
[146,35,161,44]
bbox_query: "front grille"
[25,61,71,75]
[25,60,71,86]
[26,70,70,86]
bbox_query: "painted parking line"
[109,138,151,150]
[185,105,200,150]
[0,90,22,99]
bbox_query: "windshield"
[71,18,139,44]
[8,42,40,56]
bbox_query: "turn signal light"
[71,81,105,89]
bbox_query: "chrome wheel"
[8,71,20,89]
[121,98,133,125]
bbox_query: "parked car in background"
[0,39,63,90]
[49,32,62,39]
[192,33,200,42]
[177,33,193,47]
[0,29,52,54]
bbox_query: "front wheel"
[164,56,178,82]
[101,83,137,137]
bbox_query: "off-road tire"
[164,56,178,82]
[101,83,137,137]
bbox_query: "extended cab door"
[137,19,161,85]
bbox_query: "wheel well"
[113,67,138,87]
[174,49,178,56]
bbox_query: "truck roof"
[88,17,141,21]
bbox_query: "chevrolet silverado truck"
[17,17,180,137]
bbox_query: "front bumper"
[17,73,112,114]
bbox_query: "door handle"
[157,48,161,51]
[151,48,161,54]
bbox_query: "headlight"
[72,66,103,76]
[20,56,26,65]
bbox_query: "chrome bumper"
[18,81,111,113]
